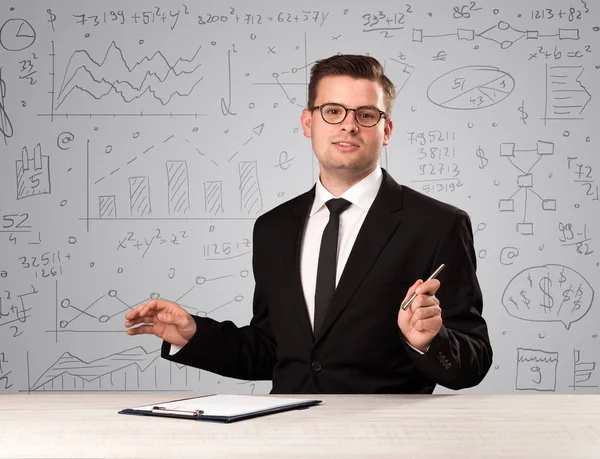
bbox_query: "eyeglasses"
[311,103,387,128]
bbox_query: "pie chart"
[0,19,36,51]
[427,65,514,110]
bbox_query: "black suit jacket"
[162,169,493,393]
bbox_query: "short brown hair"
[307,54,396,116]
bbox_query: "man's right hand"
[125,298,197,347]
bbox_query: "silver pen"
[152,406,204,417]
[401,264,445,310]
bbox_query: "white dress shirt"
[301,166,382,329]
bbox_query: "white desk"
[1,394,599,458]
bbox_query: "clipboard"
[119,394,322,423]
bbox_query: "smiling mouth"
[332,141,359,147]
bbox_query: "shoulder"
[401,185,468,220]
[253,188,314,233]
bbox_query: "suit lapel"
[314,170,405,344]
[283,187,316,346]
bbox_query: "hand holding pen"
[397,264,445,353]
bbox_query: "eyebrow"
[321,102,383,111]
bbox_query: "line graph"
[51,41,205,115]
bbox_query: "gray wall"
[0,0,598,395]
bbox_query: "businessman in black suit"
[125,54,492,393]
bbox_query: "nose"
[339,109,359,132]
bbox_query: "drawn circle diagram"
[0,19,36,51]
[427,65,514,110]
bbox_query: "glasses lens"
[320,104,346,124]
[355,108,381,127]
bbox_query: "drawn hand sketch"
[16,143,51,199]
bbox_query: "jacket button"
[311,361,322,372]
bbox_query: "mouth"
[332,140,360,149]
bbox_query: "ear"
[301,109,313,138]
[382,118,393,146]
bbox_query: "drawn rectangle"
[517,174,533,188]
[499,199,515,212]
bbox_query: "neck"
[319,166,375,197]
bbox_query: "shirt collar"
[310,166,383,216]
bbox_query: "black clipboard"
[119,394,322,423]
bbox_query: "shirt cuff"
[405,340,429,355]
[169,343,183,356]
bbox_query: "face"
[301,75,393,182]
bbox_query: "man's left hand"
[397,279,443,353]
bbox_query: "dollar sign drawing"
[518,101,528,125]
[572,284,584,312]
[558,268,567,287]
[47,9,56,31]
[539,275,554,312]
[520,290,531,309]
[476,146,488,169]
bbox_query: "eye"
[358,110,376,119]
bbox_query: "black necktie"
[314,198,352,336]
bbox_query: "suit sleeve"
[402,209,493,390]
[161,217,277,381]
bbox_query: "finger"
[158,311,187,327]
[402,280,423,304]
[125,302,147,320]
[409,304,441,328]
[138,298,168,317]
[415,279,441,296]
[408,293,439,313]
[124,315,156,328]
[413,314,443,333]
[126,324,155,336]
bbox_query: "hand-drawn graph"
[58,289,141,331]
[54,272,247,334]
[91,136,262,222]
[570,349,598,391]
[29,347,162,391]
[498,141,555,235]
[54,41,204,112]
[544,65,591,124]
[516,348,558,392]
[502,264,594,329]
[16,143,51,199]
[427,66,514,110]
[413,21,580,49]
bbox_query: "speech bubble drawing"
[502,264,594,329]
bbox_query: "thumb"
[403,279,423,301]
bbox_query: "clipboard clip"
[152,406,204,417]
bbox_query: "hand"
[125,298,197,347]
[397,279,442,353]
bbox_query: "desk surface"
[1,393,599,458]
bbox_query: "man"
[125,54,492,394]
